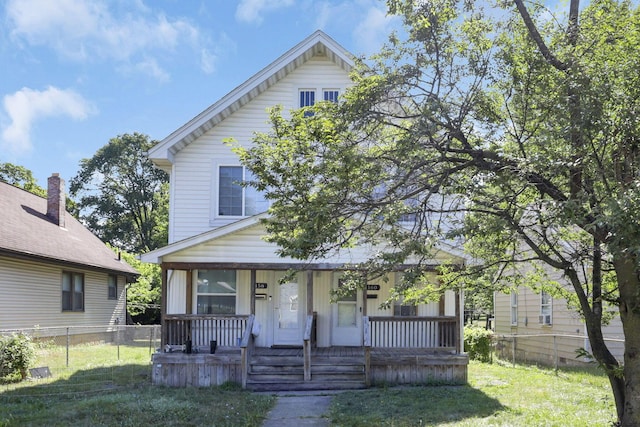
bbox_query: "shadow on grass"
[331,384,508,426]
[0,364,274,427]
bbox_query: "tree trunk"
[614,254,640,426]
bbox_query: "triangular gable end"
[148,30,354,172]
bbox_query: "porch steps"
[246,355,367,391]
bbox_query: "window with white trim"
[539,291,552,325]
[108,274,118,300]
[217,165,268,217]
[62,271,84,311]
[196,270,237,314]
[510,292,518,325]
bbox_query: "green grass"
[1,345,619,426]
[0,343,276,427]
[328,360,617,426]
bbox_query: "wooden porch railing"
[164,314,248,349]
[366,316,459,350]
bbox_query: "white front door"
[331,275,363,346]
[273,275,304,346]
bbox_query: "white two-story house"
[141,30,468,390]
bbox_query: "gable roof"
[147,30,355,172]
[0,181,139,279]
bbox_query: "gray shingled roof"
[0,180,139,278]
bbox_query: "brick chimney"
[47,173,65,227]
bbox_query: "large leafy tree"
[0,163,46,197]
[236,0,640,424]
[70,133,168,253]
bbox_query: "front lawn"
[328,360,616,426]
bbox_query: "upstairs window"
[299,89,339,117]
[299,90,315,107]
[323,90,339,103]
[217,165,268,217]
[62,271,84,311]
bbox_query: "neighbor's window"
[218,166,267,217]
[108,274,118,300]
[510,292,518,326]
[62,271,84,311]
[196,270,237,314]
[540,291,552,324]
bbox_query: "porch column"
[306,270,313,315]
[186,270,193,314]
[250,269,256,315]
[455,291,461,353]
[160,264,168,347]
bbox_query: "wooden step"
[246,379,367,392]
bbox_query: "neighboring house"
[141,31,468,390]
[0,174,139,335]
[494,283,624,367]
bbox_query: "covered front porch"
[152,311,468,390]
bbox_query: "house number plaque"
[256,282,268,289]
[366,284,380,291]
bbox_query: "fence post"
[117,325,121,361]
[553,335,558,373]
[66,327,70,367]
[512,336,516,367]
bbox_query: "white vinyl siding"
[168,56,353,242]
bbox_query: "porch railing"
[366,316,459,350]
[164,314,248,348]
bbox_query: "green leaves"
[69,133,169,253]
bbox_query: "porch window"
[62,272,84,311]
[108,274,117,300]
[196,270,237,314]
[510,292,517,325]
[217,166,268,217]
[393,299,417,316]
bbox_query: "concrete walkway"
[260,391,339,427]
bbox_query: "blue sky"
[0,0,399,188]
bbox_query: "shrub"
[464,324,493,362]
[0,333,36,380]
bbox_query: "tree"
[236,0,640,424]
[117,249,161,324]
[69,133,169,253]
[0,163,46,197]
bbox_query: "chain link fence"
[0,325,160,395]
[493,333,624,369]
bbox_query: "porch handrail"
[367,316,458,350]
[303,314,314,381]
[240,314,255,388]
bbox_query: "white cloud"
[311,1,399,55]
[5,0,216,79]
[235,0,295,25]
[352,5,399,54]
[1,86,95,155]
